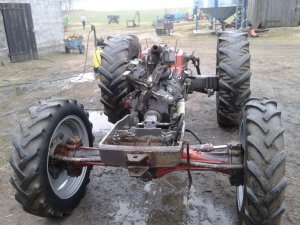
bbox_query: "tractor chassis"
[52,135,244,185]
[49,74,242,185]
[9,32,286,223]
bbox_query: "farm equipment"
[63,35,85,54]
[165,13,191,22]
[154,19,174,36]
[10,31,286,225]
[107,15,119,24]
[127,11,140,27]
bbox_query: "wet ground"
[0,22,299,225]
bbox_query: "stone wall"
[0,0,64,64]
[0,11,9,64]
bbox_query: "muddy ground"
[0,22,299,225]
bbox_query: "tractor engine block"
[125,44,186,125]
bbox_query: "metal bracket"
[227,141,244,186]
[189,75,219,93]
[128,166,149,177]
[127,153,148,163]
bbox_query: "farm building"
[60,0,84,11]
[0,0,64,64]
[193,0,300,29]
[247,0,300,28]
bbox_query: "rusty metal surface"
[54,136,83,157]
[53,139,244,180]
[98,115,186,167]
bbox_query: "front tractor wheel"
[237,98,286,225]
[10,99,93,217]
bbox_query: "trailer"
[107,15,120,24]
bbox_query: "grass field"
[64,8,192,26]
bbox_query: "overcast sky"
[83,0,194,11]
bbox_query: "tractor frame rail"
[52,136,244,182]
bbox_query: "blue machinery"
[194,0,248,32]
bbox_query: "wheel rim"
[237,117,246,212]
[47,115,89,199]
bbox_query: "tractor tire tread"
[99,35,140,123]
[241,98,286,225]
[217,31,251,127]
[10,99,93,217]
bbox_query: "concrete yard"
[0,20,299,225]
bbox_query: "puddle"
[87,110,113,134]
[113,201,147,225]
[183,185,234,225]
[62,72,96,91]
[68,72,95,83]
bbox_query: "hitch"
[189,74,219,94]
[188,55,201,75]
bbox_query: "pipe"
[181,160,244,170]
[189,144,227,151]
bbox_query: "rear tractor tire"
[98,35,140,123]
[216,31,251,127]
[10,99,93,217]
[237,98,286,225]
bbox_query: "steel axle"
[52,137,243,179]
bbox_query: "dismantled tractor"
[10,31,286,225]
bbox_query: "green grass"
[64,8,192,26]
